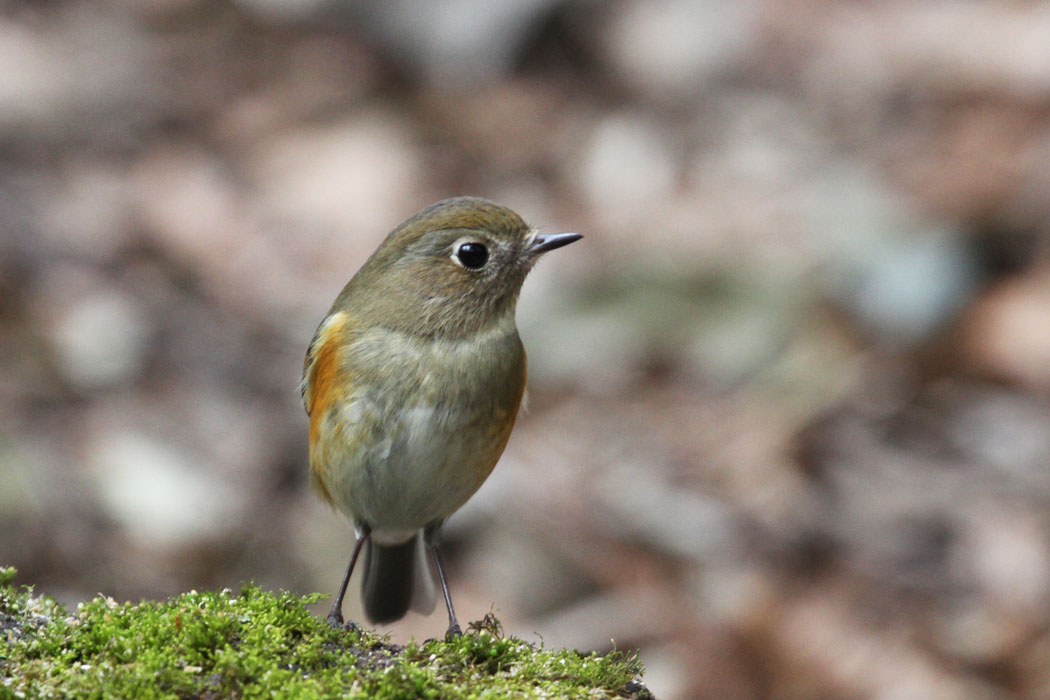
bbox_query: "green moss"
[0,569,650,699]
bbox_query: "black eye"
[455,242,489,269]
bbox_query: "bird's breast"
[313,319,526,532]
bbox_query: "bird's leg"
[327,524,370,629]
[425,525,461,638]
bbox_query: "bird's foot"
[326,611,360,633]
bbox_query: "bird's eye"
[454,242,489,269]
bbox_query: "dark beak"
[528,232,583,255]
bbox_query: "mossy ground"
[0,567,650,699]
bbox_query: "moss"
[0,568,651,699]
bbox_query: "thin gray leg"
[327,526,370,628]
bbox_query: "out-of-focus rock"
[248,113,423,244]
[844,229,979,343]
[47,287,151,391]
[812,164,981,343]
[601,0,759,99]
[88,430,245,548]
[130,145,318,320]
[0,7,164,143]
[578,112,678,229]
[38,163,132,263]
[0,22,74,136]
[237,0,561,86]
[963,506,1050,618]
[961,265,1050,389]
[884,4,1050,101]
[696,563,777,632]
[801,3,1050,108]
[131,147,247,271]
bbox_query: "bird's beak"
[528,232,583,255]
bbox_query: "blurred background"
[3,0,1050,697]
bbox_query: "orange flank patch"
[305,312,351,505]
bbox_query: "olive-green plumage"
[302,196,581,634]
[331,197,538,338]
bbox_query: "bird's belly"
[321,397,509,539]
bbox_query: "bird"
[301,196,581,637]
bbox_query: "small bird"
[302,196,581,636]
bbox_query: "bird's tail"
[361,533,436,624]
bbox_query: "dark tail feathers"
[361,535,418,624]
